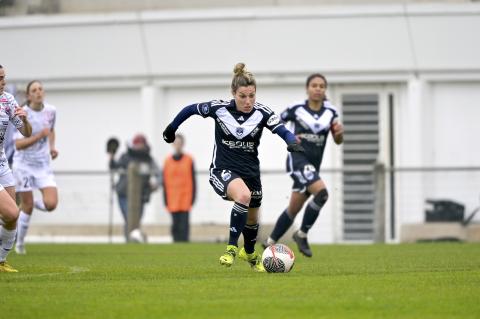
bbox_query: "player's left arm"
[265,112,304,153]
[49,128,59,159]
[329,106,344,145]
[48,109,58,159]
[331,120,344,145]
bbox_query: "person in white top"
[0,65,32,272]
[13,80,58,255]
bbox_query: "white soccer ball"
[262,243,295,273]
[129,228,147,243]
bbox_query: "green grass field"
[1,243,479,319]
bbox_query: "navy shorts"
[288,159,321,194]
[209,168,262,208]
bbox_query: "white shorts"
[0,170,15,191]
[13,166,56,192]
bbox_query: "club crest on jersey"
[221,170,232,181]
[303,164,316,181]
[200,103,210,115]
[267,114,280,126]
[235,127,244,136]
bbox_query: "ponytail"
[231,63,256,93]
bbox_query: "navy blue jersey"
[282,100,339,170]
[194,99,285,178]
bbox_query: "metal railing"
[25,166,480,243]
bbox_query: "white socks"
[34,199,47,212]
[267,237,277,245]
[16,211,31,247]
[0,227,17,262]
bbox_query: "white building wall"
[397,81,480,224]
[2,3,480,242]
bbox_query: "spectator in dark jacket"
[109,134,161,240]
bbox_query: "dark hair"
[231,63,256,93]
[26,80,42,96]
[306,73,328,88]
[0,65,3,68]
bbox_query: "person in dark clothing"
[163,134,196,242]
[108,134,161,241]
[264,74,344,257]
[162,63,304,271]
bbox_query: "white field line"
[13,266,90,278]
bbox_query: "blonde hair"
[231,63,256,93]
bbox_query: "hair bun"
[233,63,246,76]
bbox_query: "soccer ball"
[262,244,295,273]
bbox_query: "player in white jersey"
[0,65,32,272]
[13,80,58,255]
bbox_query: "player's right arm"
[15,127,50,150]
[7,96,32,138]
[14,107,32,138]
[162,101,212,143]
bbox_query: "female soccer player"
[0,65,32,272]
[264,73,344,257]
[162,63,304,272]
[13,80,58,255]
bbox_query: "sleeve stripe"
[271,124,283,132]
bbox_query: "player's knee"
[44,200,57,212]
[236,192,251,206]
[1,206,19,225]
[313,188,329,207]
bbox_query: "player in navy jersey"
[163,63,304,271]
[264,73,344,257]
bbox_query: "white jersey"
[13,103,56,168]
[0,92,24,175]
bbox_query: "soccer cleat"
[292,231,313,257]
[219,245,238,267]
[15,245,26,255]
[238,247,266,272]
[0,261,19,273]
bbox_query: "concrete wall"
[1,3,480,242]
